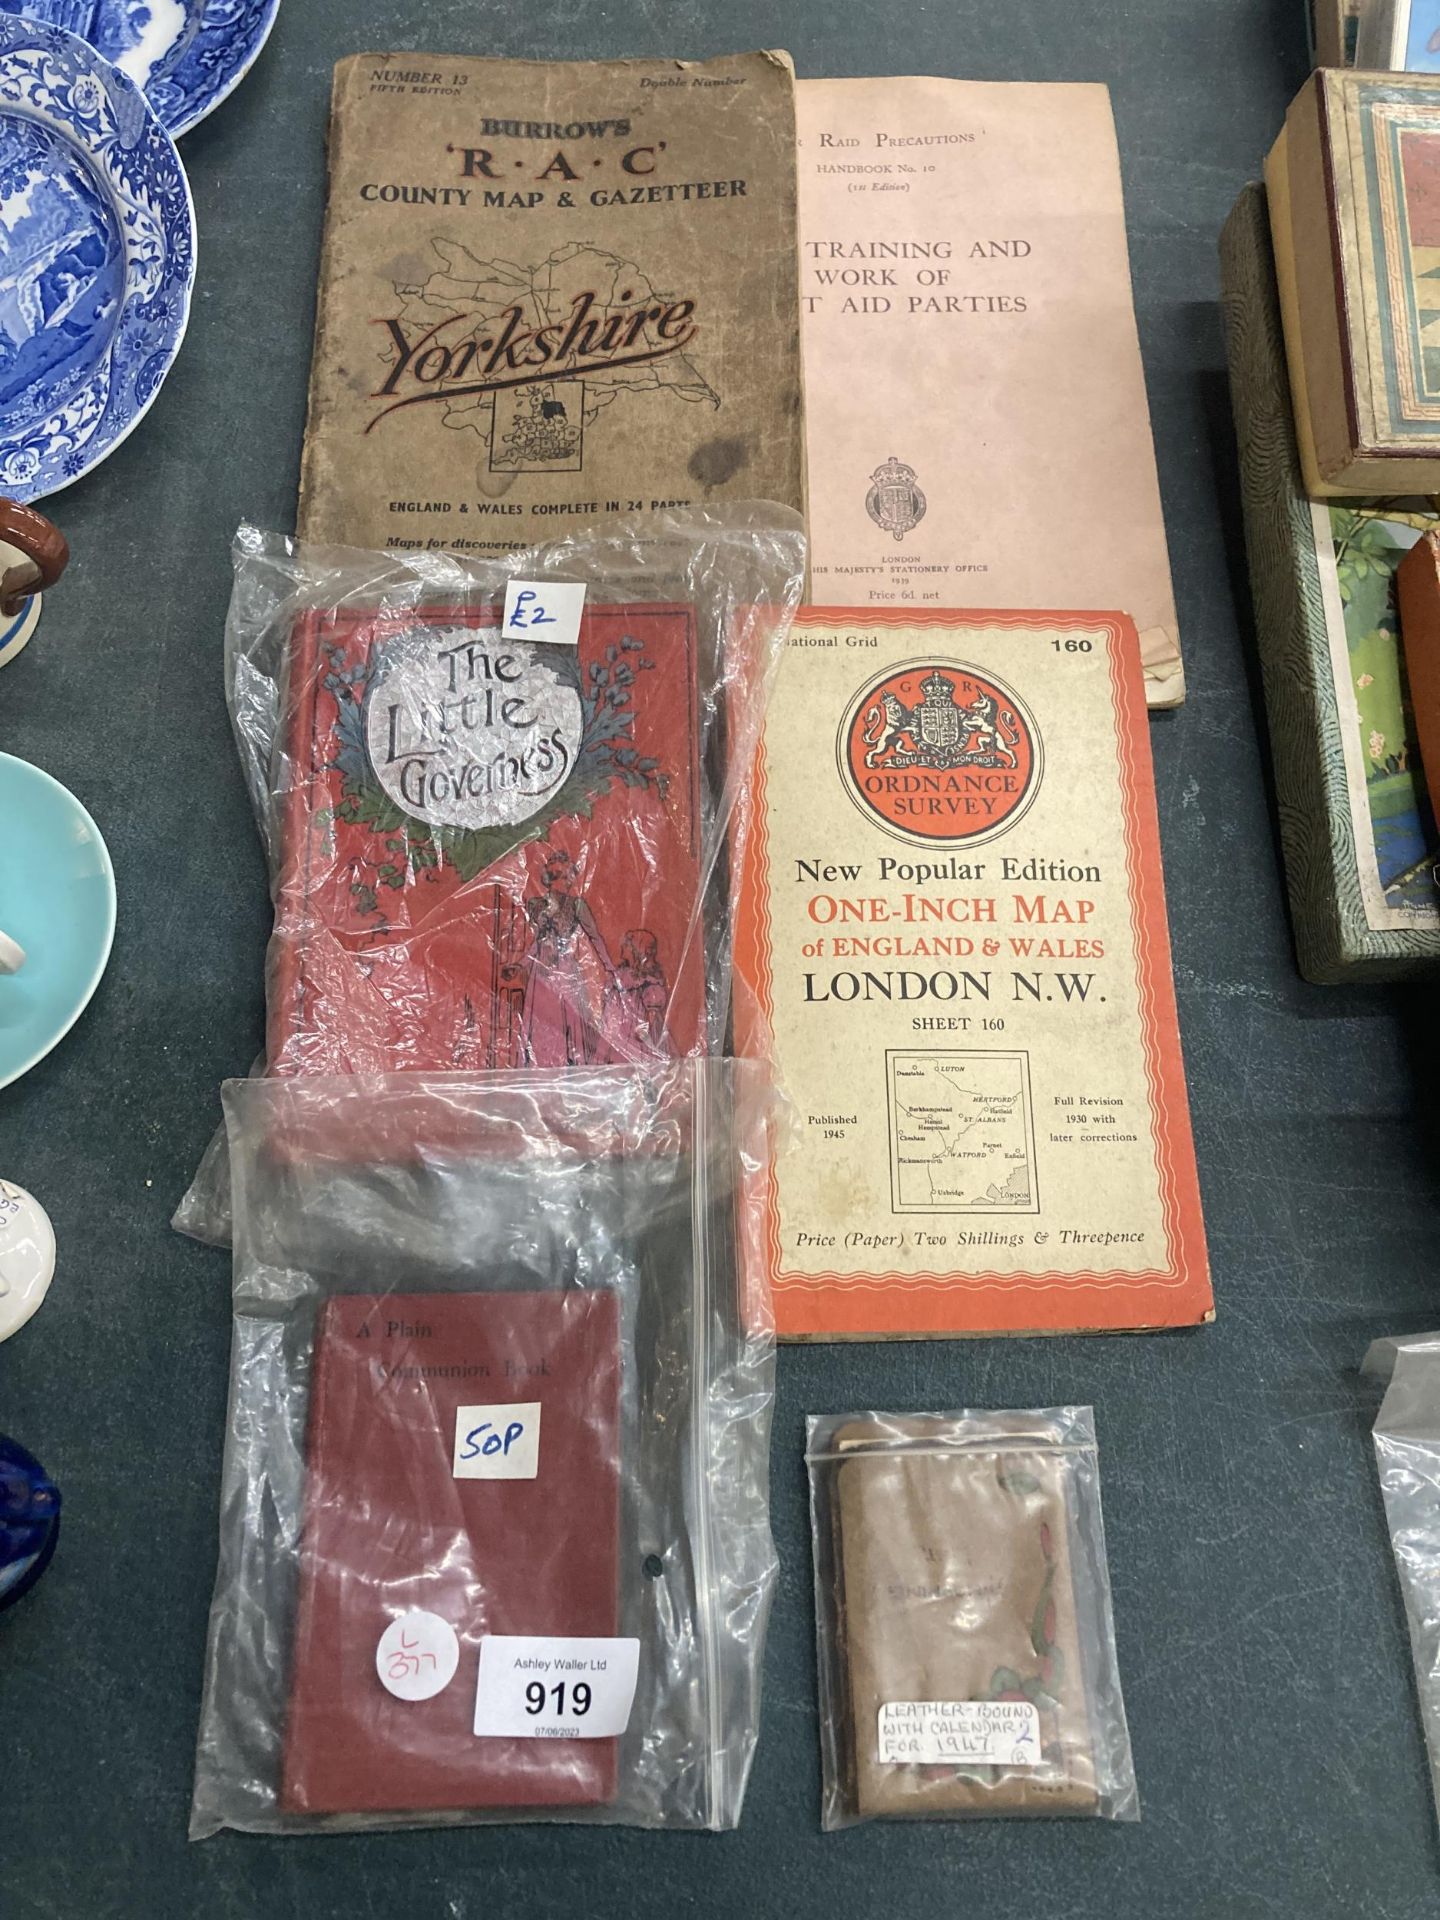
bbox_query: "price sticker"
[452,1401,541,1480]
[501,579,586,647]
[473,1634,640,1739]
[375,1610,460,1702]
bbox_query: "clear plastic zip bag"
[191,1061,777,1836]
[1364,1332,1440,1828]
[174,504,803,1245]
[806,1408,1138,1829]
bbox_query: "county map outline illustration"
[885,1049,1039,1213]
[382,239,719,469]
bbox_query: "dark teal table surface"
[5,2,1439,1915]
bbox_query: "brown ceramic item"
[0,501,68,620]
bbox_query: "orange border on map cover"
[732,607,1212,1339]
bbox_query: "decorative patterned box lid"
[1274,70,1440,489]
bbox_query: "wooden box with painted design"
[1266,69,1440,494]
[1220,181,1440,981]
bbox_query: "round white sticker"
[0,1181,55,1345]
[375,1610,460,1702]
[364,626,584,831]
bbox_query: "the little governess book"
[298,51,804,551]
[271,600,703,1079]
[733,609,1211,1340]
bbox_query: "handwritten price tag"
[451,1400,542,1480]
[473,1635,640,1739]
[375,1610,460,1702]
[501,579,586,647]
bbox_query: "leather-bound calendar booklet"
[806,1409,1138,1828]
[282,1290,622,1816]
[733,609,1212,1340]
[796,77,1183,708]
[298,51,804,552]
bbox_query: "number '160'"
[526,1680,591,1716]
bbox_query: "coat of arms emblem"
[865,456,926,541]
[838,659,1042,847]
[863,668,1019,771]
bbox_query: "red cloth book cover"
[281,1288,622,1815]
[269,602,702,1078]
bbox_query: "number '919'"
[526,1680,591,1716]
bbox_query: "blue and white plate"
[0,0,279,138]
[0,19,195,503]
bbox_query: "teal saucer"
[0,754,116,1089]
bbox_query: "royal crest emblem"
[838,659,1041,847]
[863,668,1019,772]
[865,455,927,542]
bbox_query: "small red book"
[269,602,703,1079]
[281,1289,622,1816]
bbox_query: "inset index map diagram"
[885,1050,1039,1214]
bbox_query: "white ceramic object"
[0,1182,56,1342]
[0,540,41,670]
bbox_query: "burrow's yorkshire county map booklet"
[298,51,804,552]
[733,609,1212,1340]
[796,76,1184,708]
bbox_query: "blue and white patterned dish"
[0,19,195,503]
[0,0,280,138]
